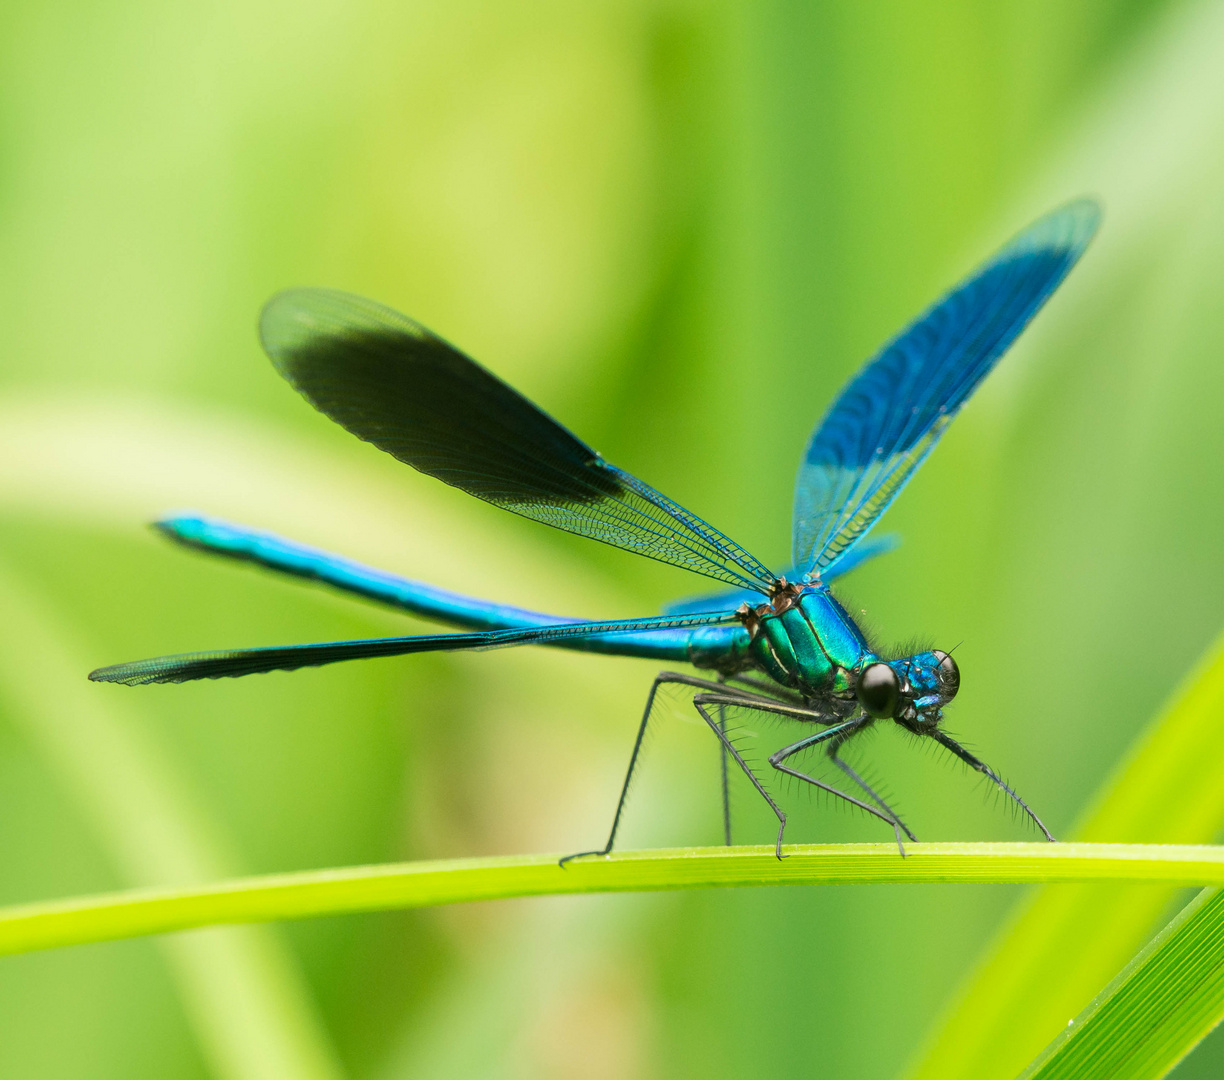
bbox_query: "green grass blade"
[3,843,1224,958]
[908,628,1224,1080]
[1020,886,1224,1080]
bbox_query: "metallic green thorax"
[738,583,873,697]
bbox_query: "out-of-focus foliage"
[1020,884,1224,1080]
[1,0,1223,1077]
[913,630,1224,1079]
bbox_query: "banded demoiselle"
[91,200,1100,858]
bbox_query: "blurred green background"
[2,0,1224,1076]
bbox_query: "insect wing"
[662,532,901,615]
[792,199,1100,576]
[262,289,774,592]
[88,609,737,685]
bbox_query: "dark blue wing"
[87,609,737,685]
[262,290,775,593]
[661,532,900,616]
[792,200,1100,576]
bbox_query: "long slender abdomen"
[156,514,741,664]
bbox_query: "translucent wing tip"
[258,288,428,370]
[89,655,217,685]
[260,287,333,360]
[1010,198,1101,261]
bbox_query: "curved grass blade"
[3,843,1224,959]
[1019,885,1224,1080]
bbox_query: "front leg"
[930,729,1055,841]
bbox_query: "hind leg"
[560,672,774,866]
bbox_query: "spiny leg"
[717,701,733,846]
[931,729,1055,841]
[761,715,902,840]
[714,673,739,847]
[825,726,917,853]
[695,695,900,852]
[559,672,764,867]
[832,755,915,850]
[691,699,792,859]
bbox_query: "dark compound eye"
[856,662,899,719]
[934,650,960,699]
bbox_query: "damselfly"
[91,200,1099,857]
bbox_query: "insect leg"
[726,673,804,703]
[559,671,751,867]
[690,698,793,859]
[930,729,1055,841]
[761,716,901,839]
[717,700,733,846]
[824,725,917,853]
[695,696,899,852]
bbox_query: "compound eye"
[857,663,899,719]
[933,650,960,699]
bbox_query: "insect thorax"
[735,581,872,697]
